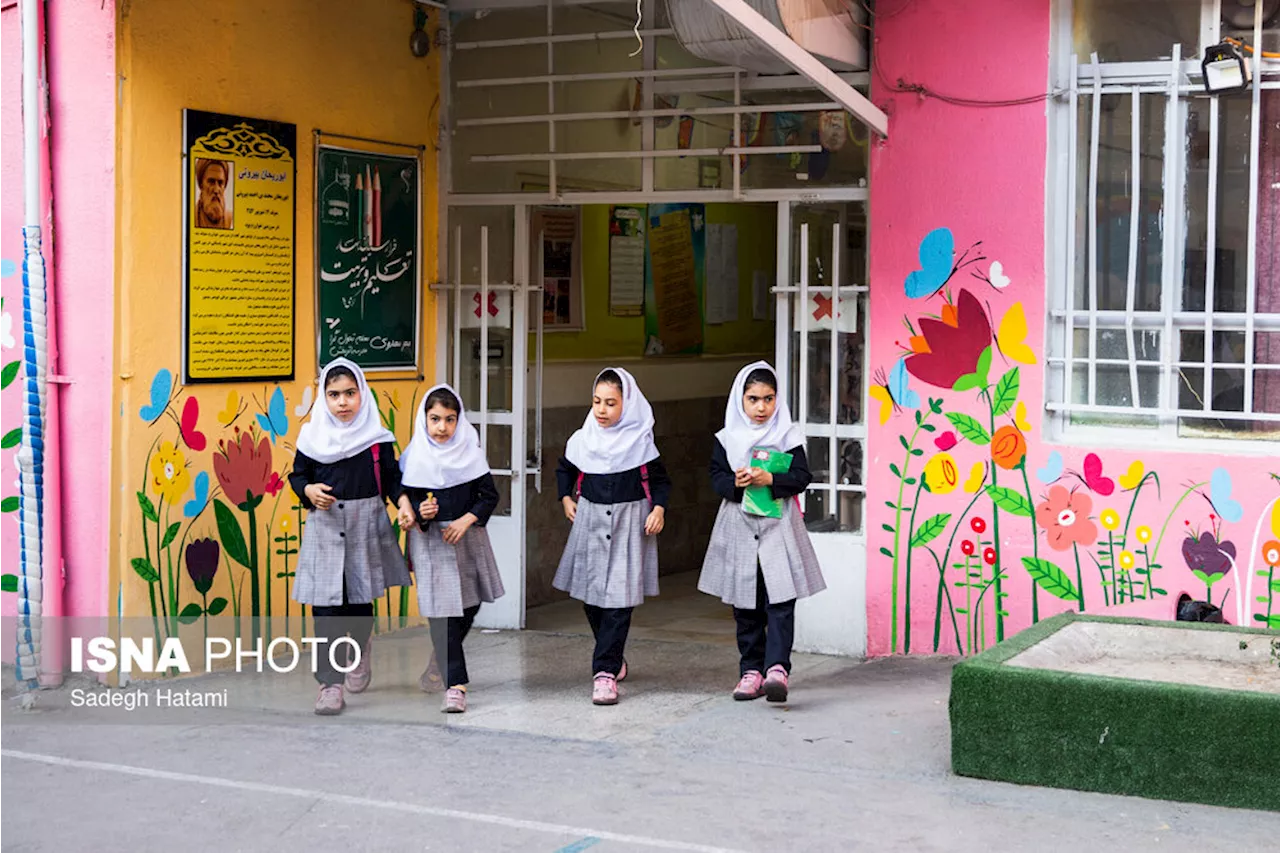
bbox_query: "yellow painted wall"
[541,203,777,361]
[112,0,441,646]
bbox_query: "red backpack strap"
[640,464,652,505]
[371,443,383,496]
[575,471,584,498]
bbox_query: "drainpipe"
[18,0,65,689]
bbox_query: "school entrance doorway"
[437,1,878,656]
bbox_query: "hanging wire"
[628,0,643,57]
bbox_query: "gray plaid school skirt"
[406,523,505,618]
[292,495,410,607]
[698,498,826,609]
[553,497,658,609]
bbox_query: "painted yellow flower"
[281,517,290,530]
[1100,508,1120,531]
[149,441,191,506]
[1118,550,1135,572]
[1135,525,1152,544]
[924,452,960,494]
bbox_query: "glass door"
[441,204,538,629]
[775,200,869,655]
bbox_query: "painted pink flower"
[1035,485,1098,552]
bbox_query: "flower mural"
[873,227,1280,656]
[150,441,192,505]
[214,427,272,509]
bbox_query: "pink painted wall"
[867,0,1280,656]
[1,2,116,640]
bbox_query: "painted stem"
[903,478,927,654]
[1019,461,1041,623]
[933,481,985,652]
[247,500,261,646]
[926,549,964,653]
[1073,543,1086,611]
[155,496,168,638]
[1152,482,1208,567]
[984,394,1004,642]
[889,420,925,653]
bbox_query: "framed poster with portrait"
[182,109,297,383]
[531,206,583,331]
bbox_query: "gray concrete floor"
[3,582,1277,852]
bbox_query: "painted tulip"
[185,537,220,595]
[213,427,273,509]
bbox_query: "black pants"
[429,604,481,687]
[311,580,374,686]
[733,568,797,676]
[583,603,633,677]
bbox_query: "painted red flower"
[983,547,997,566]
[903,289,992,390]
[961,540,975,556]
[971,517,987,534]
[213,427,272,509]
[1035,485,1098,552]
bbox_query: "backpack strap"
[371,443,383,497]
[640,464,652,505]
[575,471,584,498]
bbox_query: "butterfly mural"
[257,386,290,444]
[138,368,173,423]
[869,358,920,425]
[904,229,987,300]
[179,396,207,452]
[217,390,246,427]
[994,301,1036,366]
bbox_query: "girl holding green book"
[698,362,826,703]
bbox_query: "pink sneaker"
[764,665,789,703]
[314,684,345,716]
[617,659,628,682]
[592,672,618,705]
[442,687,467,714]
[733,670,765,701]
[344,640,372,694]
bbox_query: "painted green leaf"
[986,485,1034,517]
[1,574,17,593]
[889,462,902,478]
[1270,614,1280,630]
[214,499,252,568]
[177,602,204,625]
[1191,569,1227,587]
[946,412,991,445]
[899,434,910,450]
[1018,555,1080,601]
[910,513,952,549]
[207,597,229,616]
[1,496,17,513]
[160,522,182,550]
[992,368,1020,416]
[136,491,159,523]
[131,557,160,584]
[1,360,19,390]
[1,428,20,450]
[878,546,894,558]
[953,346,993,392]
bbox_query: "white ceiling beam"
[701,0,889,137]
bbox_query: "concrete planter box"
[950,612,1280,812]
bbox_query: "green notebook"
[742,448,793,518]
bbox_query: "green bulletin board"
[315,143,421,370]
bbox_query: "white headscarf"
[564,366,660,475]
[294,358,396,464]
[716,361,805,468]
[399,384,491,489]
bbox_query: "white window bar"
[546,1,557,198]
[455,65,743,88]
[828,221,840,514]
[470,145,822,164]
[641,0,655,194]
[452,27,675,50]
[1124,85,1141,408]
[452,226,463,393]
[511,205,529,502]
[479,224,490,452]
[1064,53,1078,410]
[732,72,742,199]
[533,227,545,494]
[798,221,810,446]
[1087,53,1102,406]
[774,202,792,407]
[1045,402,1280,423]
[1243,2,1265,415]
[1159,47,1182,424]
[455,102,845,128]
[1202,92,1220,412]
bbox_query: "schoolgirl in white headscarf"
[289,358,409,716]
[697,361,825,704]
[554,367,671,706]
[396,384,505,714]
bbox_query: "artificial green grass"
[950,612,1280,812]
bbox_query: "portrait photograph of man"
[194,157,234,230]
